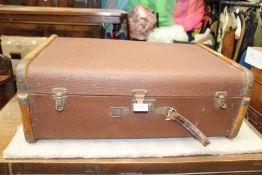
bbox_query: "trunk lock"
[52,88,68,112]
[214,91,228,110]
[132,89,149,112]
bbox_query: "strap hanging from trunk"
[165,107,211,146]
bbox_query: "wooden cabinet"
[0,0,26,5]
[0,54,16,109]
[250,67,262,115]
[27,0,60,7]
[246,67,262,134]
[68,0,101,8]
[0,0,101,8]
[0,5,129,38]
[0,22,103,38]
[0,0,127,38]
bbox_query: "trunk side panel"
[30,95,241,140]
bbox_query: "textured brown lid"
[27,38,246,97]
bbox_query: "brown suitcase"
[17,35,253,146]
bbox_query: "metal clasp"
[132,89,148,112]
[165,107,177,121]
[52,88,68,112]
[133,89,148,104]
[214,91,228,110]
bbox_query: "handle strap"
[165,108,210,146]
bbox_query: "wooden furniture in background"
[0,0,101,8]
[247,106,262,134]
[0,5,129,38]
[246,67,262,134]
[0,35,47,77]
[250,67,262,115]
[0,38,16,109]
[0,54,16,109]
[1,97,262,174]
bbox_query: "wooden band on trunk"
[16,34,58,143]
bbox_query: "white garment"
[235,11,242,39]
[194,28,211,41]
[147,25,189,43]
[217,7,230,52]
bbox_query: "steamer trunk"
[16,35,253,143]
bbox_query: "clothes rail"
[221,1,261,8]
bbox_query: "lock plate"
[52,88,67,112]
[110,107,129,117]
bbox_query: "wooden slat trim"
[2,157,262,174]
[16,35,57,143]
[0,5,127,16]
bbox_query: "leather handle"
[165,108,211,146]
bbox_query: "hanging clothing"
[128,0,176,27]
[217,6,245,57]
[222,28,236,59]
[217,7,229,52]
[233,14,246,61]
[217,7,237,53]
[254,10,262,47]
[235,12,242,40]
[238,9,258,61]
[173,0,204,32]
[200,15,212,34]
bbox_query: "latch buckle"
[214,91,228,110]
[52,88,68,112]
[133,89,148,104]
[132,89,148,112]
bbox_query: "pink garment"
[173,0,204,32]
